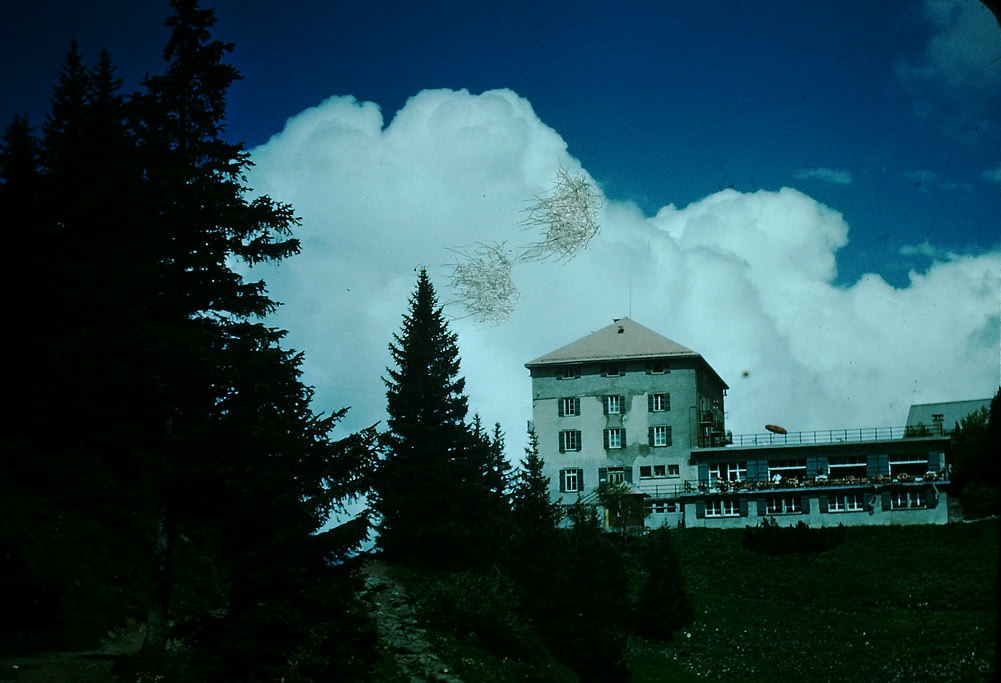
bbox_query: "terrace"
[637,470,946,500]
[720,425,935,448]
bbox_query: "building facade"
[525,318,727,529]
[681,434,950,528]
[527,318,952,530]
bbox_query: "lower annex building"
[525,318,953,530]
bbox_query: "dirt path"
[359,560,464,682]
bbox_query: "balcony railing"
[719,425,943,449]
[677,471,946,497]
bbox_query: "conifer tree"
[374,268,509,568]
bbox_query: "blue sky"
[3,1,998,284]
[2,1,999,444]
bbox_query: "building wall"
[681,488,949,528]
[531,356,725,510]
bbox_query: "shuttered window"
[558,397,580,417]
[559,468,584,492]
[603,428,625,449]
[559,430,581,452]
[649,426,672,447]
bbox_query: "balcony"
[719,425,936,449]
[678,471,946,497]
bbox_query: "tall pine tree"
[373,268,510,568]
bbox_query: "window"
[706,499,740,517]
[828,456,867,479]
[828,493,864,512]
[646,360,669,374]
[602,363,624,377]
[604,394,623,414]
[889,490,926,509]
[607,467,625,485]
[667,464,680,477]
[559,430,581,452]
[604,428,624,449]
[560,468,583,492]
[649,393,670,412]
[767,459,807,483]
[709,462,746,483]
[648,500,678,514]
[559,397,580,416]
[639,464,677,478]
[889,455,928,477]
[557,365,580,380]
[765,496,802,514]
[650,426,672,447]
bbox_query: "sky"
[2,1,999,455]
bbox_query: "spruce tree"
[374,268,508,568]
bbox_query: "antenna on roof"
[628,273,632,318]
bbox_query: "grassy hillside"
[630,520,997,682]
[381,520,996,682]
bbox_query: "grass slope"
[630,520,998,682]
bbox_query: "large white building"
[525,318,727,528]
[527,318,952,529]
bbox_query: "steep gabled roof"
[525,317,696,367]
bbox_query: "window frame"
[604,427,625,450]
[558,430,582,452]
[559,396,580,417]
[650,425,673,447]
[649,392,671,412]
[604,394,623,415]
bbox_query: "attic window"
[617,326,624,334]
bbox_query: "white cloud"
[896,0,1001,140]
[982,163,1001,183]
[246,88,1001,457]
[794,168,853,185]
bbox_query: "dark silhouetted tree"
[951,390,1000,518]
[373,268,510,568]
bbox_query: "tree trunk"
[139,490,173,665]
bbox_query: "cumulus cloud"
[245,88,1001,456]
[896,0,1001,140]
[794,168,853,185]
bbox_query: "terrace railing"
[721,425,940,449]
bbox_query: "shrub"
[742,518,845,554]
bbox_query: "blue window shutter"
[598,468,608,485]
[648,428,654,447]
[621,429,627,446]
[666,427,673,446]
[665,393,671,411]
[648,394,655,412]
[559,470,566,492]
[603,397,609,415]
[756,498,767,516]
[696,500,706,519]
[868,454,890,477]
[559,432,566,453]
[573,398,580,415]
[818,496,829,513]
[739,498,749,516]
[558,399,565,417]
[578,469,584,488]
[624,467,633,484]
[697,462,709,485]
[801,496,811,514]
[603,430,609,449]
[927,452,943,473]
